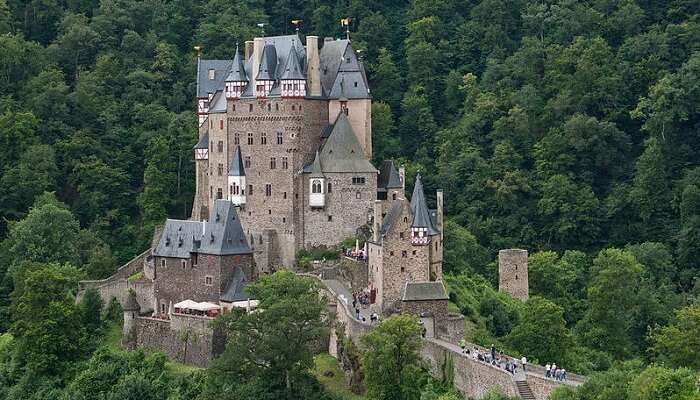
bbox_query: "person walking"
[491,344,496,360]
[545,363,551,378]
[521,356,527,372]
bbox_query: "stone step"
[516,380,536,400]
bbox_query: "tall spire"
[280,40,305,80]
[226,44,247,82]
[410,174,437,234]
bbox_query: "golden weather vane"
[193,45,202,57]
[340,17,351,40]
[291,19,303,33]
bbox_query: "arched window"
[312,180,322,194]
[327,182,332,193]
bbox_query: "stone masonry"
[498,249,529,300]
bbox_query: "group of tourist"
[344,247,367,261]
[458,341,523,375]
[545,363,567,381]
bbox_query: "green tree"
[507,296,572,364]
[370,48,402,110]
[629,137,672,241]
[371,101,399,163]
[207,271,328,399]
[576,248,643,359]
[399,85,437,157]
[5,192,80,267]
[628,365,700,400]
[443,220,489,276]
[361,314,424,400]
[81,287,103,337]
[649,305,700,370]
[10,263,85,376]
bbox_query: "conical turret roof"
[256,43,278,80]
[194,133,209,149]
[410,174,438,235]
[226,45,247,82]
[229,145,245,177]
[309,151,323,177]
[318,112,376,173]
[280,40,305,80]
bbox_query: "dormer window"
[208,69,215,80]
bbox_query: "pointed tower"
[309,151,325,208]
[228,145,246,206]
[225,45,248,100]
[410,174,438,245]
[255,43,277,97]
[280,40,306,98]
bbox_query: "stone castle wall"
[498,249,529,300]
[77,249,154,312]
[302,172,376,248]
[134,314,221,368]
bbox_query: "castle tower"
[279,41,306,98]
[122,290,140,350]
[255,43,277,97]
[498,249,529,300]
[228,145,246,206]
[224,45,248,100]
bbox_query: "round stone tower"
[498,249,529,301]
[122,290,141,349]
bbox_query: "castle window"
[248,184,253,195]
[400,232,404,239]
[354,81,358,87]
[283,192,287,199]
[161,303,166,314]
[282,157,288,169]
[217,188,223,199]
[265,184,272,196]
[217,163,223,176]
[210,186,213,198]
[181,260,186,269]
[412,250,416,256]
[312,180,322,193]
[247,133,253,145]
[249,104,253,112]
[261,132,267,145]
[392,193,397,200]
[292,105,296,111]
[277,132,283,144]
[219,120,223,129]
[161,259,166,267]
[268,209,271,214]
[276,104,279,111]
[259,235,263,244]
[515,274,518,280]
[270,157,276,169]
[217,141,223,152]
[268,103,271,111]
[192,253,198,267]
[205,276,213,286]
[208,69,215,79]
[402,251,407,258]
[352,176,365,185]
[390,251,394,256]
[232,104,236,111]
[356,192,361,199]
[282,217,286,223]
[244,156,251,168]
[340,101,348,115]
[401,266,405,272]
[328,215,333,222]
[210,119,213,128]
[234,134,240,145]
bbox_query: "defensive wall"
[77,249,155,312]
[311,271,584,400]
[133,312,223,368]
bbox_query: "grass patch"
[100,322,123,351]
[166,360,203,377]
[313,353,364,400]
[127,271,144,281]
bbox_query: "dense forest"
[0,0,699,399]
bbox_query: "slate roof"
[410,174,439,235]
[319,40,348,95]
[309,151,324,177]
[197,59,232,97]
[229,145,245,176]
[153,220,203,259]
[378,160,403,190]
[220,266,256,302]
[279,41,305,80]
[257,43,278,80]
[194,133,209,149]
[402,281,448,301]
[380,200,405,235]
[226,45,248,82]
[209,90,227,113]
[198,200,252,255]
[315,112,376,173]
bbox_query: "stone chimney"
[244,40,254,60]
[436,190,444,241]
[399,165,406,193]
[498,249,529,301]
[306,36,322,97]
[373,200,383,242]
[252,37,265,92]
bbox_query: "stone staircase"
[515,379,536,400]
